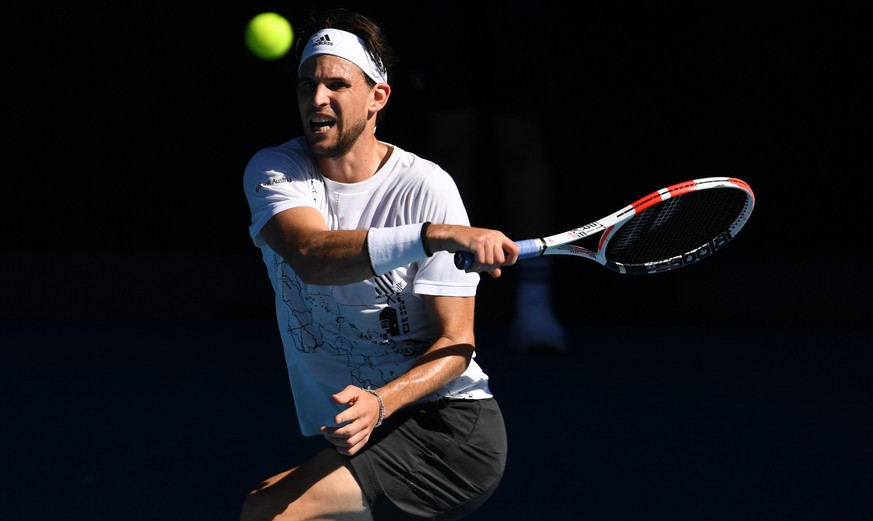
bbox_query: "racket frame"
[458,176,755,274]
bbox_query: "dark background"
[5,0,869,327]
[4,1,870,256]
[3,2,871,520]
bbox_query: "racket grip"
[516,239,544,259]
[453,239,543,270]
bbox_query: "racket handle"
[453,239,544,270]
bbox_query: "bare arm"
[378,293,476,408]
[261,207,521,285]
[322,294,477,455]
[260,206,374,285]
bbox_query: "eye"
[328,80,350,91]
[297,80,315,93]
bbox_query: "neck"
[316,137,390,184]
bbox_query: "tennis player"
[240,8,518,520]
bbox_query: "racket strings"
[606,188,750,265]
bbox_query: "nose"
[311,83,331,106]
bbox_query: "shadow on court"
[2,252,872,520]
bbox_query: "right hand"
[427,224,520,278]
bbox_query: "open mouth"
[310,117,335,132]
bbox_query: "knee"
[239,489,270,521]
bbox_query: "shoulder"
[244,137,318,182]
[387,144,454,186]
[389,147,463,210]
[247,137,312,169]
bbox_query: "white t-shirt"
[243,137,493,436]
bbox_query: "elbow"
[286,256,361,286]
[428,343,476,375]
[288,259,324,285]
[272,245,320,284]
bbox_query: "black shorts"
[348,397,507,521]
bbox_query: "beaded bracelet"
[364,386,385,427]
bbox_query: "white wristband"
[366,223,429,276]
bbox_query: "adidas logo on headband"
[299,28,388,83]
[313,34,333,47]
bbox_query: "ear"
[369,82,391,113]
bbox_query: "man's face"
[296,54,371,158]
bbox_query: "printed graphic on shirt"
[277,258,428,387]
[374,271,408,338]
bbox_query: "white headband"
[298,28,388,84]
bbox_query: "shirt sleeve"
[243,141,322,247]
[411,163,480,296]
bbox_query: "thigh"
[349,398,507,521]
[240,448,373,521]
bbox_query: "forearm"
[263,208,435,285]
[292,225,430,284]
[280,229,374,285]
[263,206,519,285]
[376,336,475,421]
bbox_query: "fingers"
[476,231,518,264]
[429,223,519,275]
[330,384,358,406]
[321,385,380,456]
[483,267,503,279]
[466,231,519,277]
[320,425,369,456]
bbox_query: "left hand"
[320,385,382,456]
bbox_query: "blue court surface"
[2,253,871,520]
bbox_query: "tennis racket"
[455,176,755,274]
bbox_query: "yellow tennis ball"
[245,12,293,60]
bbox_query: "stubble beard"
[310,117,368,159]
